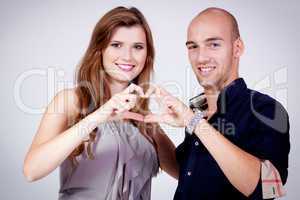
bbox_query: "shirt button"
[195,141,199,146]
[187,171,192,176]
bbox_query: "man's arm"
[144,86,289,197]
[187,96,290,198]
[192,118,261,197]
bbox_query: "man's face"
[186,13,241,90]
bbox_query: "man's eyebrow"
[185,37,224,46]
[205,37,224,42]
[185,41,196,46]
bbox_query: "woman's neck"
[109,79,129,95]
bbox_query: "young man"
[145,7,290,199]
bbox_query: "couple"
[23,6,290,200]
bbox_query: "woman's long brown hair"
[69,6,158,166]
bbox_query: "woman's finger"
[123,94,138,106]
[113,94,138,113]
[124,83,145,97]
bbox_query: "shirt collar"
[217,78,247,114]
[189,78,248,113]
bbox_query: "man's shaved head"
[186,7,244,90]
[193,7,240,40]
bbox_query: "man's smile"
[198,65,216,76]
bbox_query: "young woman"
[23,6,178,200]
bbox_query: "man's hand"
[144,85,194,127]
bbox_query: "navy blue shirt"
[174,78,290,200]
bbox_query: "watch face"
[189,93,207,111]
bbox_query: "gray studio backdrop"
[1,0,299,199]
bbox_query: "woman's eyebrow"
[110,40,122,43]
[134,42,146,45]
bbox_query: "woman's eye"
[134,45,144,50]
[111,43,121,48]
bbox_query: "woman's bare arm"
[23,89,109,182]
[152,125,179,179]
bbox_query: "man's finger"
[144,113,162,123]
[121,111,145,121]
[157,86,170,96]
[144,85,157,98]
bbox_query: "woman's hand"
[98,83,146,122]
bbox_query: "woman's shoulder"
[51,87,80,119]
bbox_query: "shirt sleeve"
[248,97,290,199]
[175,141,186,165]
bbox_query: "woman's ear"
[233,37,244,58]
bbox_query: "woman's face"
[102,25,147,84]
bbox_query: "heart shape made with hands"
[119,86,184,124]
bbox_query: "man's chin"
[198,79,219,90]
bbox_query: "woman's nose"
[121,47,133,61]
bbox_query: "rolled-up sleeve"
[248,98,290,199]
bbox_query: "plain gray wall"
[1,0,299,199]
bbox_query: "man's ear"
[233,37,244,58]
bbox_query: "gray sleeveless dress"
[59,121,159,200]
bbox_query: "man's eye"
[209,43,220,48]
[111,43,121,48]
[187,45,198,50]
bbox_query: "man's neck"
[204,88,220,119]
[203,76,240,118]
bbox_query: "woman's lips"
[116,63,135,72]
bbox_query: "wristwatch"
[186,110,204,135]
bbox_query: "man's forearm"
[194,120,261,197]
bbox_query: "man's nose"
[196,48,210,64]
